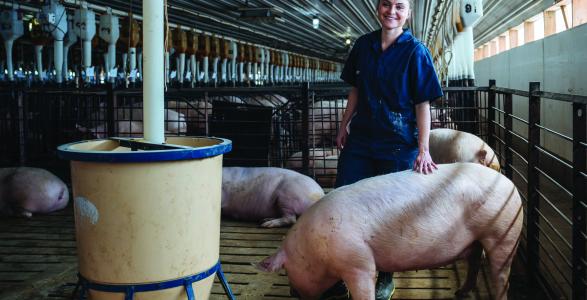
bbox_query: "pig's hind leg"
[260,193,301,228]
[341,269,377,300]
[455,241,484,298]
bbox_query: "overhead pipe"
[30,16,51,82]
[237,43,244,84]
[41,0,68,84]
[173,27,187,84]
[99,8,119,83]
[220,38,229,84]
[63,16,77,81]
[245,44,253,85]
[186,30,198,87]
[228,40,237,85]
[73,2,96,83]
[0,9,24,82]
[197,34,210,84]
[143,0,164,143]
[283,52,289,83]
[120,16,140,83]
[256,46,264,85]
[267,49,275,84]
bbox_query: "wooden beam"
[573,0,587,27]
[509,29,519,48]
[524,21,535,44]
[544,11,556,37]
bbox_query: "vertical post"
[106,86,115,138]
[572,102,586,300]
[487,80,496,150]
[143,0,165,144]
[17,89,27,165]
[504,92,513,179]
[301,82,310,176]
[527,82,541,294]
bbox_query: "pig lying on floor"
[257,163,522,300]
[0,167,69,217]
[221,167,324,228]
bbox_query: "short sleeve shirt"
[340,29,443,159]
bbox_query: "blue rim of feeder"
[57,137,232,163]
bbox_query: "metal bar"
[535,215,573,266]
[107,86,116,138]
[442,86,490,92]
[504,93,513,179]
[301,82,310,176]
[537,91,587,105]
[494,87,530,97]
[572,102,586,300]
[17,89,27,166]
[527,81,541,294]
[535,166,573,198]
[535,123,573,142]
[487,80,496,153]
[535,144,574,170]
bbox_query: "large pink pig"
[430,128,501,171]
[257,163,522,300]
[222,167,324,228]
[0,167,69,217]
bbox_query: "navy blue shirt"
[340,29,443,159]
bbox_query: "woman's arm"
[336,87,359,150]
[413,101,437,174]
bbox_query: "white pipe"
[284,53,289,83]
[246,62,251,84]
[122,52,127,78]
[5,41,14,81]
[190,54,196,86]
[230,42,237,83]
[203,56,209,84]
[253,63,258,84]
[143,0,165,143]
[108,44,116,82]
[35,45,43,81]
[178,53,185,83]
[137,50,143,81]
[264,48,270,83]
[221,58,227,83]
[129,47,137,82]
[238,62,244,83]
[212,56,219,84]
[54,40,64,83]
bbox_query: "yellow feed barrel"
[58,137,232,300]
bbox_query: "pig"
[286,148,339,188]
[76,121,144,139]
[221,167,324,228]
[430,128,501,171]
[0,167,69,217]
[309,99,347,147]
[257,163,523,300]
[167,100,212,134]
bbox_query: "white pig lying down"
[257,163,523,300]
[221,167,325,228]
[430,128,501,171]
[0,167,69,217]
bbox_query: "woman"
[323,0,443,299]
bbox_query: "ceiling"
[1,0,552,61]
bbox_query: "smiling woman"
[322,0,444,299]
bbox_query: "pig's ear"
[477,150,487,165]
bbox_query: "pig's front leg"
[260,214,296,228]
[342,269,376,300]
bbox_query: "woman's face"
[377,0,411,31]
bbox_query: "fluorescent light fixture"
[345,38,351,45]
[312,16,319,29]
